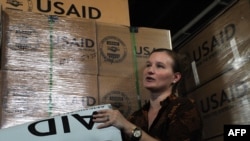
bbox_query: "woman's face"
[143,51,177,92]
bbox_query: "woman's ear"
[173,72,181,83]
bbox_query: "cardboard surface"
[2,9,98,75]
[1,70,99,128]
[188,62,250,140]
[0,0,130,26]
[97,22,133,77]
[176,0,250,92]
[98,75,139,117]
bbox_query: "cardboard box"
[97,22,134,77]
[2,9,98,75]
[187,62,250,140]
[0,4,2,55]
[1,9,50,72]
[1,70,50,128]
[49,73,99,116]
[49,15,98,75]
[0,71,2,128]
[0,0,130,26]
[0,70,99,128]
[98,75,139,117]
[176,0,250,92]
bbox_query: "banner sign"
[0,104,122,141]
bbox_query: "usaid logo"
[224,125,250,141]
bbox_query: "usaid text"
[192,23,235,63]
[28,113,96,136]
[37,0,101,19]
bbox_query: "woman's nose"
[147,66,155,74]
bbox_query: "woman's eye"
[157,65,165,68]
[146,64,151,67]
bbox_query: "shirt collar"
[142,94,178,111]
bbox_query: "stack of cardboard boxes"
[176,0,250,140]
[1,9,100,128]
[0,1,172,128]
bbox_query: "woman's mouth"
[145,76,155,82]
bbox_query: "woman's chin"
[144,86,156,91]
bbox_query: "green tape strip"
[48,16,54,117]
[130,27,141,109]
